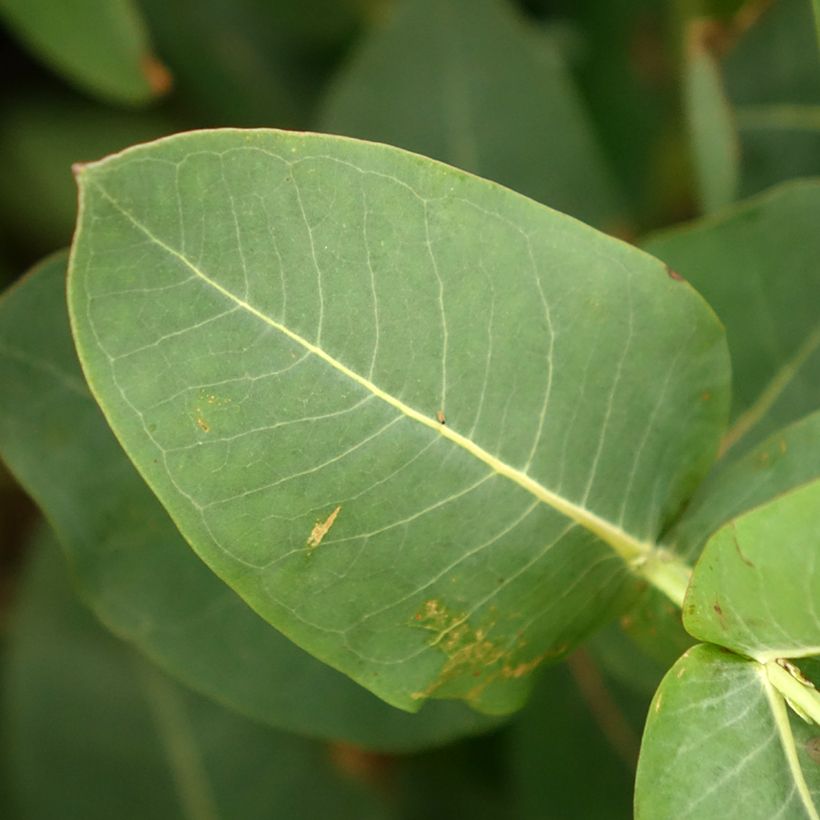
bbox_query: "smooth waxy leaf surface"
[0,252,499,750]
[318,0,622,228]
[684,20,740,214]
[684,480,820,661]
[635,645,820,819]
[672,410,820,560]
[0,0,169,105]
[2,529,390,820]
[68,129,728,713]
[644,180,820,459]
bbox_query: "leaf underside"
[68,129,729,713]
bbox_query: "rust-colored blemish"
[665,265,685,282]
[196,417,210,432]
[436,410,446,425]
[732,530,756,568]
[307,506,341,549]
[141,54,173,95]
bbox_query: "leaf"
[683,479,820,661]
[2,527,390,820]
[0,252,500,750]
[635,644,820,819]
[318,0,624,229]
[67,128,729,713]
[509,652,647,820]
[684,20,740,214]
[0,0,169,105]
[644,180,820,459]
[0,94,175,253]
[672,410,820,560]
[722,0,820,198]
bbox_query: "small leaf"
[635,644,820,819]
[644,181,820,458]
[0,252,499,750]
[0,0,169,105]
[318,0,623,228]
[684,19,740,214]
[684,479,820,661]
[3,528,390,820]
[67,129,729,713]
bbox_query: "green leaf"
[0,252,499,750]
[0,0,169,105]
[722,0,820,197]
[67,128,728,714]
[318,0,624,228]
[672,410,820,560]
[635,644,820,819]
[683,479,820,661]
[509,653,646,819]
[0,94,175,254]
[644,180,820,458]
[3,528,390,820]
[684,20,740,214]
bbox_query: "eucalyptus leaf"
[684,479,820,661]
[3,528,390,820]
[644,180,820,459]
[684,20,740,214]
[0,252,499,750]
[635,644,820,819]
[318,0,623,229]
[67,128,729,714]
[0,0,169,105]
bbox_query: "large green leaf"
[67,129,729,714]
[684,479,820,661]
[2,528,389,820]
[672,410,820,560]
[644,180,820,459]
[318,0,623,228]
[0,252,499,750]
[635,644,820,819]
[0,0,169,105]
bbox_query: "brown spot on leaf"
[665,265,685,282]
[732,530,756,568]
[196,417,210,432]
[307,506,341,549]
[141,54,173,95]
[806,737,820,764]
[436,410,446,424]
[327,743,393,791]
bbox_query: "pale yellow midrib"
[759,666,820,820]
[90,180,653,564]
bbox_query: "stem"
[766,661,820,727]
[634,548,692,609]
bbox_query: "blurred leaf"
[509,652,647,820]
[0,0,169,105]
[67,129,728,714]
[672,410,820,560]
[722,0,820,197]
[684,20,740,213]
[644,180,820,459]
[0,251,500,751]
[635,644,819,818]
[319,0,624,228]
[0,94,175,257]
[684,480,820,660]
[138,0,360,127]
[2,527,391,820]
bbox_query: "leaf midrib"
[84,176,654,565]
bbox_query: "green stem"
[766,661,820,727]
[634,548,692,609]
